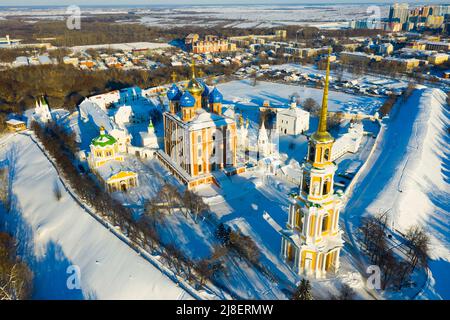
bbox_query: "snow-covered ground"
[70,42,170,53]
[0,4,388,29]
[216,79,384,116]
[270,64,411,92]
[138,4,389,29]
[0,133,191,300]
[344,88,450,299]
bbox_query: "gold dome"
[311,131,334,143]
[186,58,204,95]
[186,78,204,95]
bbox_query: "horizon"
[0,1,449,8]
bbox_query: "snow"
[344,88,450,299]
[71,42,171,53]
[0,134,191,300]
[216,79,384,116]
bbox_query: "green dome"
[92,127,117,147]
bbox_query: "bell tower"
[281,48,344,277]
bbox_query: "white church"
[34,96,52,123]
[276,96,310,136]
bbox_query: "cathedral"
[88,126,138,193]
[280,48,345,277]
[156,61,240,189]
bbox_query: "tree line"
[29,120,263,296]
[0,62,238,115]
[0,233,33,300]
[359,212,430,291]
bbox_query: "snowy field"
[0,133,190,300]
[0,4,388,29]
[138,4,389,29]
[270,64,412,92]
[344,88,450,299]
[216,79,384,116]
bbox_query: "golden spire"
[312,47,333,143]
[186,58,204,95]
[171,71,177,83]
[191,58,196,79]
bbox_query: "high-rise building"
[389,3,409,24]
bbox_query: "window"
[324,148,330,161]
[322,214,330,233]
[309,145,315,162]
[302,173,310,193]
[295,209,303,230]
[198,148,202,157]
[198,135,202,143]
[323,178,330,196]
[198,164,202,173]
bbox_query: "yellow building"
[157,61,239,189]
[428,53,449,65]
[281,48,345,277]
[6,119,26,132]
[88,127,138,193]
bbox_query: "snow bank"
[0,134,190,300]
[345,88,449,299]
[367,89,449,260]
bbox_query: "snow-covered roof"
[187,109,234,131]
[79,99,116,133]
[91,128,117,147]
[277,105,309,117]
[95,159,135,181]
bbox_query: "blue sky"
[1,0,448,6]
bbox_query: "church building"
[276,96,310,136]
[156,61,239,189]
[280,48,345,277]
[88,127,138,193]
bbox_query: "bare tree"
[303,98,321,115]
[291,279,313,300]
[337,283,355,300]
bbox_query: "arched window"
[324,148,330,161]
[295,208,303,230]
[323,178,330,196]
[322,214,330,232]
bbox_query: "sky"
[1,0,448,7]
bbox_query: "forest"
[0,61,239,116]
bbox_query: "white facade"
[257,121,274,158]
[140,121,159,149]
[276,97,310,136]
[237,118,249,151]
[331,122,364,161]
[34,97,52,123]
